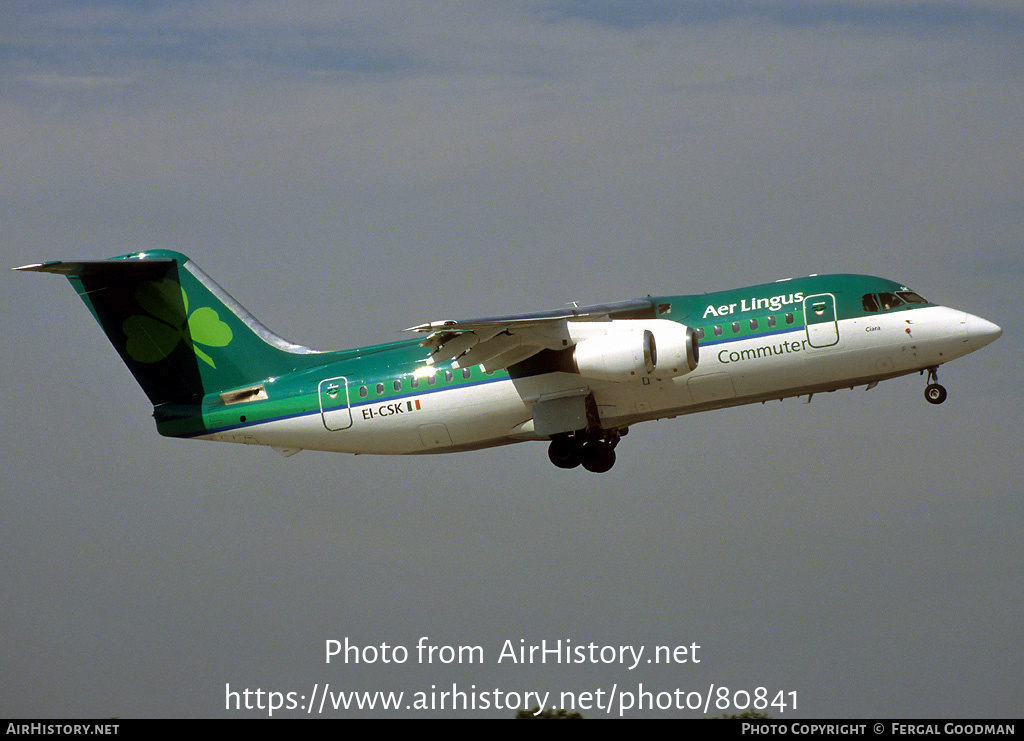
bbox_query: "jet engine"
[571,320,698,382]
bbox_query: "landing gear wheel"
[925,383,947,405]
[580,440,616,473]
[548,437,580,469]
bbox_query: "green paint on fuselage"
[157,338,506,438]
[650,274,931,341]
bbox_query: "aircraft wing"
[406,299,655,372]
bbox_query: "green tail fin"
[16,250,320,405]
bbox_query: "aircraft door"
[804,293,839,348]
[319,376,353,431]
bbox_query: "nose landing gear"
[924,367,947,405]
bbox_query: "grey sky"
[2,1,1021,718]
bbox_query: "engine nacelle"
[646,319,699,377]
[572,330,655,382]
[571,320,698,382]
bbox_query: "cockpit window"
[897,291,927,305]
[878,292,905,311]
[862,294,880,313]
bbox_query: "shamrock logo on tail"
[122,278,233,368]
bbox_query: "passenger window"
[767,316,776,328]
[785,313,794,324]
[410,376,419,389]
[714,325,723,337]
[393,379,402,392]
[732,321,740,333]
[462,368,471,380]
[695,328,705,340]
[862,294,880,312]
[376,382,384,395]
[878,292,905,311]
[749,318,758,331]
[427,373,436,385]
[445,370,454,382]
[359,386,368,398]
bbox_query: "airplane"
[16,250,1001,472]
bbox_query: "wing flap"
[454,332,522,369]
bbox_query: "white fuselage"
[200,305,997,456]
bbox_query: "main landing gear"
[548,429,626,473]
[924,366,947,405]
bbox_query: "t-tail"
[15,251,323,431]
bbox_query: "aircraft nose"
[961,312,1002,350]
